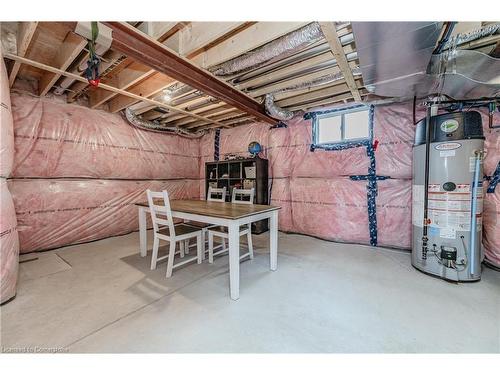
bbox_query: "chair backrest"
[146,189,175,234]
[231,188,255,205]
[207,186,226,202]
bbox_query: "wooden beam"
[9,22,38,87]
[105,22,252,114]
[102,22,277,125]
[38,31,87,96]
[5,53,224,126]
[319,22,362,102]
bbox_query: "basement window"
[311,105,372,150]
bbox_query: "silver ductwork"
[352,22,500,100]
[264,94,295,121]
[124,108,205,138]
[210,22,329,76]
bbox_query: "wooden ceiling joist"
[102,22,278,125]
[319,22,362,102]
[9,22,38,87]
[38,31,87,96]
[5,53,224,127]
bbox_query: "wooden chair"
[146,189,203,278]
[207,188,255,263]
[184,186,227,255]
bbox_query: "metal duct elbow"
[210,22,325,76]
[124,108,205,138]
[264,94,295,121]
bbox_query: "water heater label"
[469,157,483,172]
[440,119,459,133]
[440,228,456,239]
[439,150,455,157]
[435,142,461,150]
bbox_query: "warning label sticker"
[440,227,457,239]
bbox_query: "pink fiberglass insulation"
[376,179,412,248]
[1,54,14,178]
[10,93,200,179]
[1,52,19,304]
[9,178,200,253]
[0,178,19,304]
[289,177,371,245]
[484,184,500,267]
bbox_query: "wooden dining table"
[135,199,281,300]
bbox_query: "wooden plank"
[319,22,362,102]
[105,22,255,114]
[38,31,87,96]
[248,60,358,98]
[276,78,363,107]
[108,73,175,113]
[103,22,277,124]
[286,89,369,112]
[89,61,153,108]
[5,53,224,126]
[9,22,38,87]
[191,22,309,68]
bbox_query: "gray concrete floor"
[1,230,499,353]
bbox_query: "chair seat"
[158,223,202,237]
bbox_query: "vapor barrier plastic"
[1,53,19,304]
[11,93,200,179]
[0,179,19,304]
[1,52,14,178]
[9,179,200,253]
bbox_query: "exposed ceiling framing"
[4,21,494,132]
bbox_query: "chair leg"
[208,232,214,264]
[197,234,203,264]
[150,235,159,270]
[247,231,254,260]
[179,241,185,258]
[184,239,190,254]
[166,240,176,278]
[221,237,227,252]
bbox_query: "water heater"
[412,111,485,281]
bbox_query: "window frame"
[309,104,373,151]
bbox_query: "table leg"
[228,221,240,300]
[270,211,278,271]
[139,207,147,257]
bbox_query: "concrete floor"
[1,230,499,353]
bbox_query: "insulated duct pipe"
[263,67,363,121]
[124,108,205,138]
[211,22,350,77]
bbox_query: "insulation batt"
[9,179,200,253]
[1,52,19,304]
[11,94,200,179]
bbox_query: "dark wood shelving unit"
[205,157,269,234]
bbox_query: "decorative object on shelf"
[248,141,262,157]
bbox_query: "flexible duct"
[265,94,295,121]
[210,22,326,76]
[124,108,205,138]
[264,67,363,121]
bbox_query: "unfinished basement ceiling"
[2,21,499,132]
